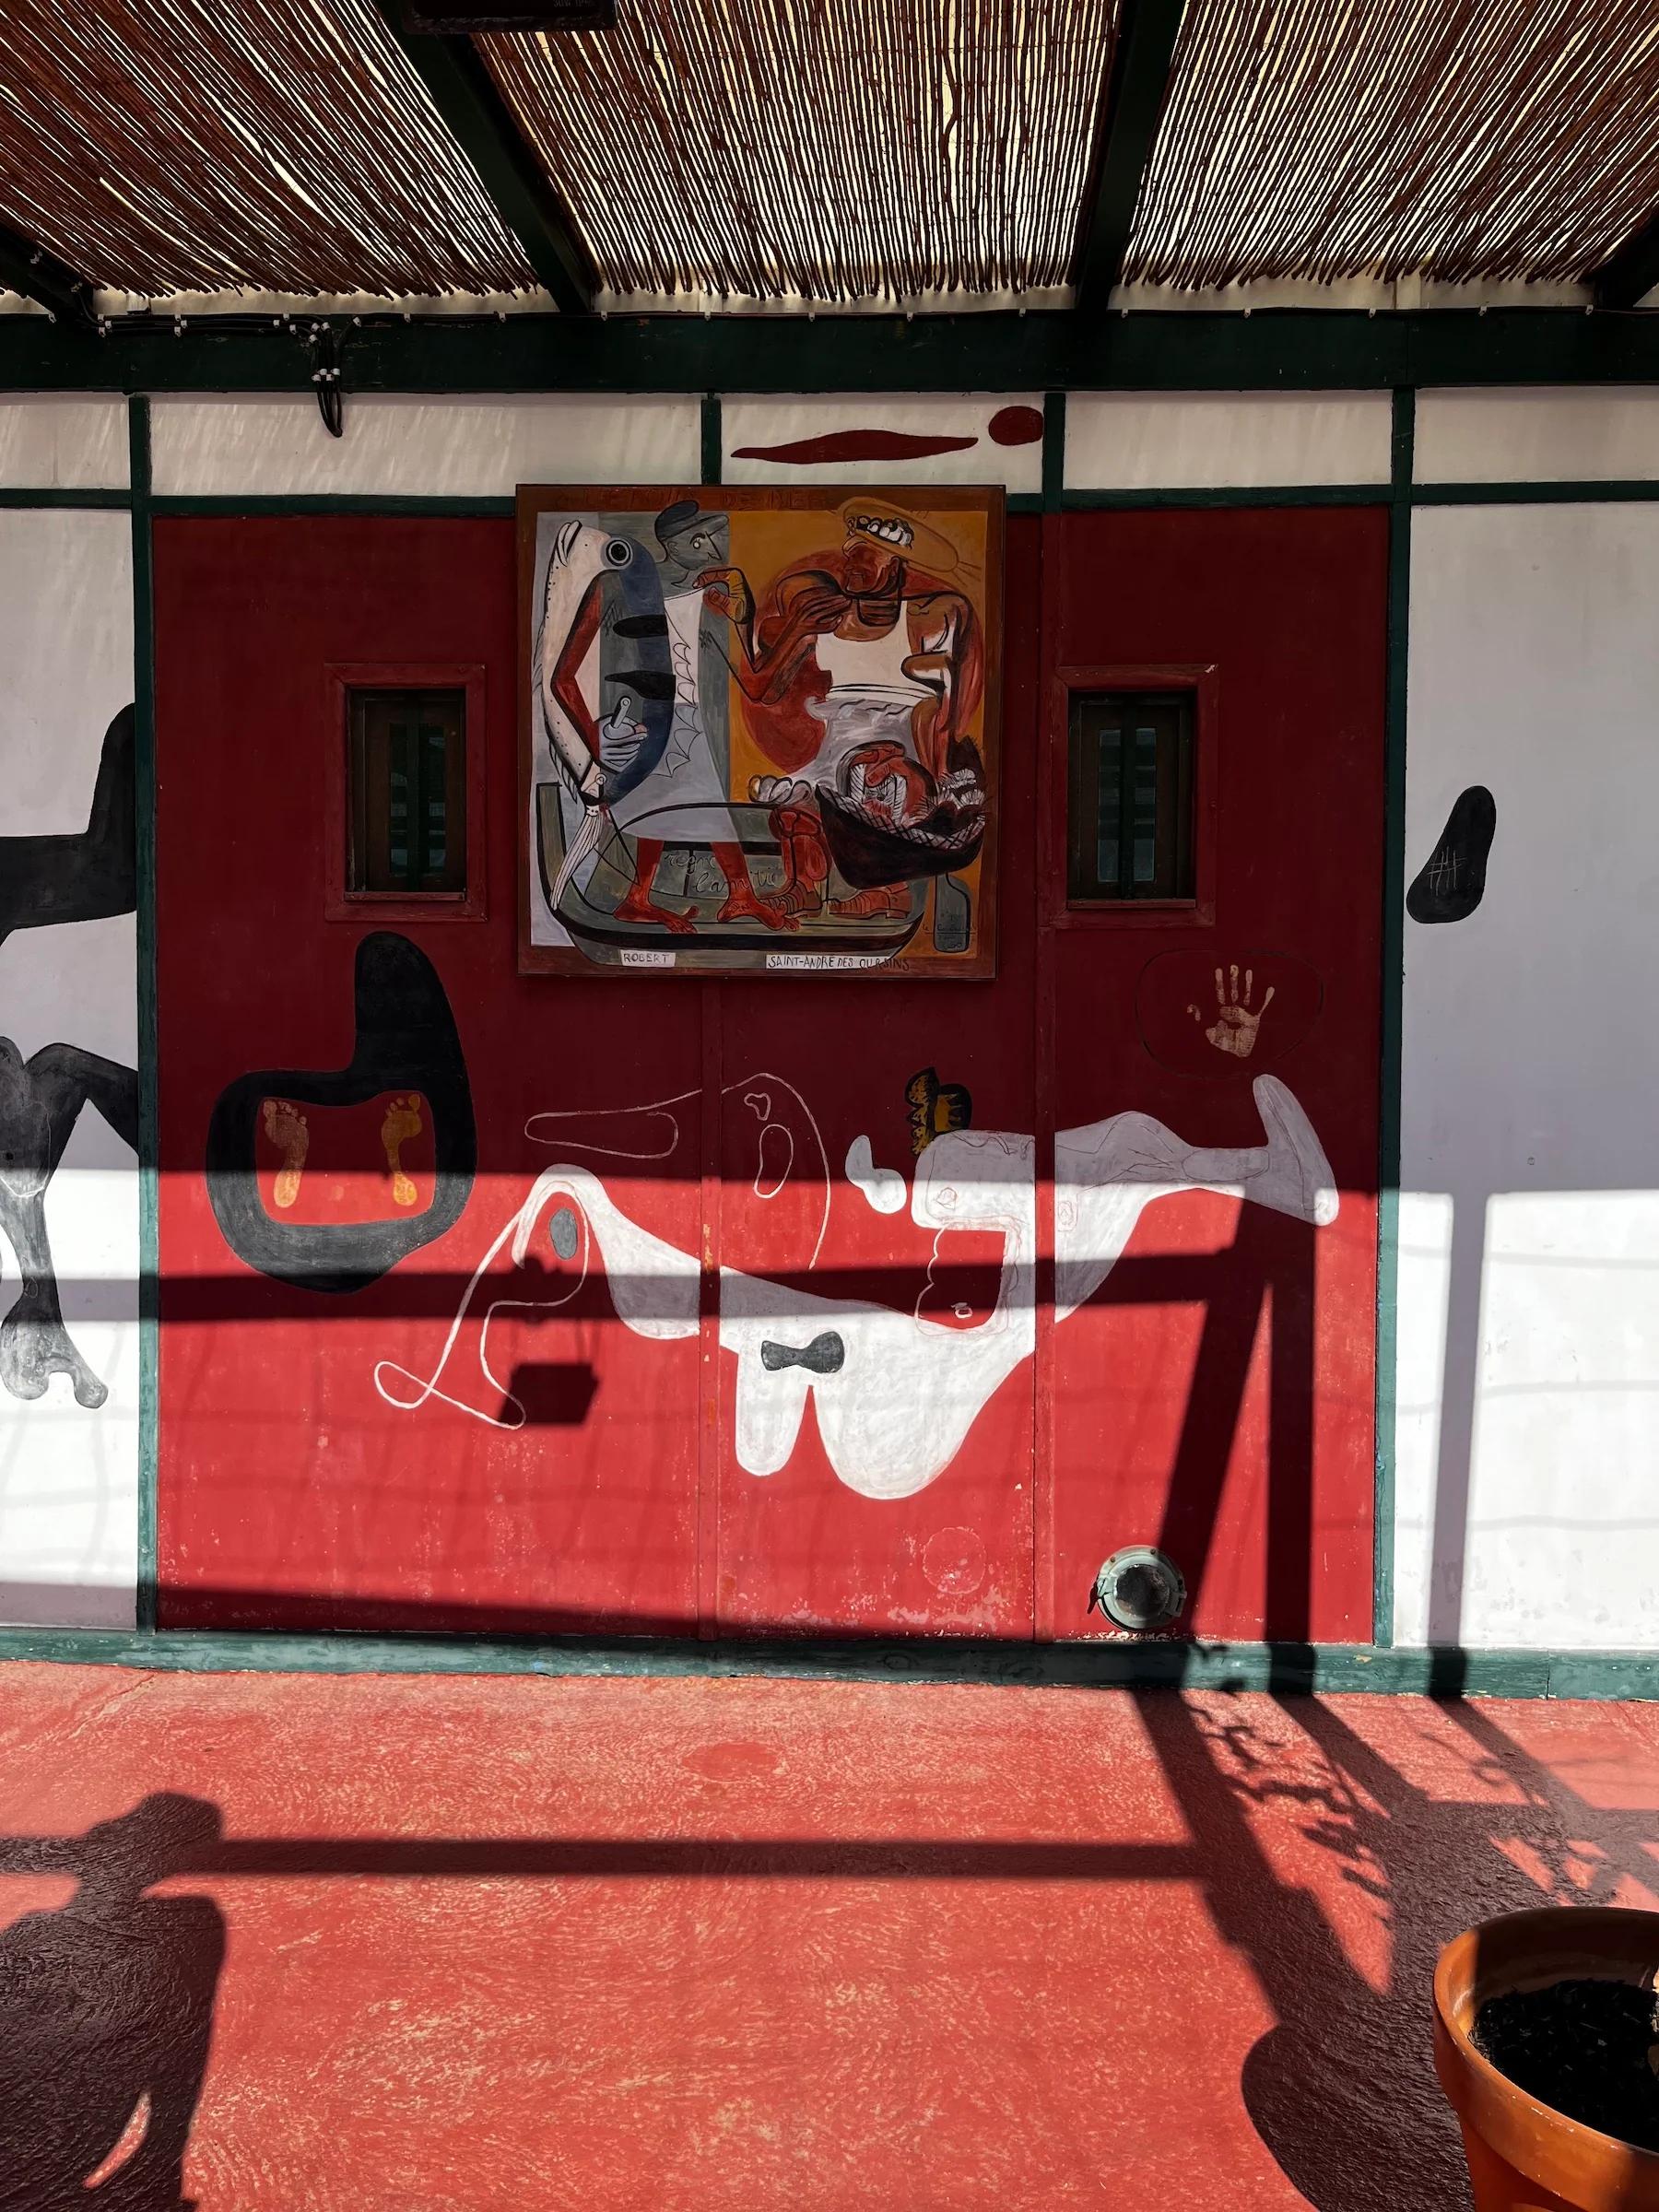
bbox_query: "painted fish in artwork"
[536,520,676,806]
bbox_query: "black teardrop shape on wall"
[1407,785,1497,925]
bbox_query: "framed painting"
[517,484,1003,977]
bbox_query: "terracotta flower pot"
[1434,1907,1659,2211]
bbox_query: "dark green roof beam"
[6,308,1659,394]
[1072,0,1185,317]
[0,220,98,332]
[1592,206,1659,312]
[377,12,596,314]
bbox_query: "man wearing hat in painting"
[698,498,988,922]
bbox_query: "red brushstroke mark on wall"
[730,429,980,465]
[987,405,1045,446]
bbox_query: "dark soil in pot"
[1473,1978,1659,2153]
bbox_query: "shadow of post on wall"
[0,1794,224,2210]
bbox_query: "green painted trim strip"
[11,309,1659,395]
[1041,390,1066,510]
[700,394,722,486]
[71,487,1659,524]
[134,484,1659,520]
[149,494,517,517]
[0,1629,1652,1699]
[1063,483,1385,509]
[0,488,132,509]
[128,397,158,1634]
[1374,388,1415,1650]
[133,484,1659,517]
[1413,478,1659,503]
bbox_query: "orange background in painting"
[723,502,992,923]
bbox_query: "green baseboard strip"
[0,1630,1653,1699]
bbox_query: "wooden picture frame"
[517,483,1004,978]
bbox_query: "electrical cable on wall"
[310,323,344,437]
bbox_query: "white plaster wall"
[0,510,137,1625]
[1415,388,1659,485]
[0,398,129,489]
[722,394,1045,492]
[1396,502,1659,1648]
[149,394,700,496]
[1064,392,1393,489]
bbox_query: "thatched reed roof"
[0,0,1654,312]
[0,0,531,298]
[1128,0,1659,289]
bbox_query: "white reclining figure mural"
[376,1074,1337,1500]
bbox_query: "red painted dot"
[987,405,1045,447]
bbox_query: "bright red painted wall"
[154,506,1381,1641]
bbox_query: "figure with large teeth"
[698,498,988,921]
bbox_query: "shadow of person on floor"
[0,1793,224,2209]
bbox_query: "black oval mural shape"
[206,932,476,1294]
[1407,785,1496,924]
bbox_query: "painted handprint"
[1189,965,1276,1061]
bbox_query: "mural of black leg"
[206,933,477,1295]
[1407,786,1497,924]
[0,1041,139,1408]
[0,706,135,946]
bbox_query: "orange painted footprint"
[381,1093,424,1207]
[261,1097,309,1210]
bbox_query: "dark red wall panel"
[1038,508,1386,1643]
[154,505,1382,1642]
[154,518,706,1632]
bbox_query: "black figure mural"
[0,702,140,1410]
[0,1794,224,2206]
[0,1042,138,1408]
[206,931,477,1295]
[0,705,135,947]
[1407,786,1497,924]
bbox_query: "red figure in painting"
[698,499,989,909]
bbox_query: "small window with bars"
[347,688,467,899]
[1067,688,1195,904]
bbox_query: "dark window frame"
[1046,663,1218,931]
[349,688,468,899]
[324,663,488,923]
[1067,689,1195,904]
